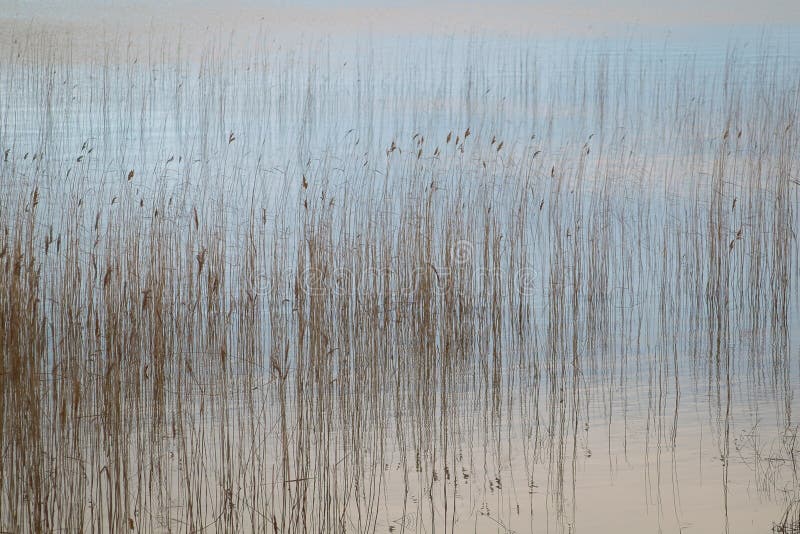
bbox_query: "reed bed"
[1,30,799,532]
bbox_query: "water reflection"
[0,27,798,533]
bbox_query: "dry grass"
[0,30,798,532]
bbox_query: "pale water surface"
[0,5,799,533]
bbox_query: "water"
[0,9,798,534]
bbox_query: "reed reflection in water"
[0,29,798,533]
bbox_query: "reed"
[0,28,798,532]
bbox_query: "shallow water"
[1,12,799,534]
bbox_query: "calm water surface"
[0,10,798,533]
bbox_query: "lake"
[0,5,798,533]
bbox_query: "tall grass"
[1,29,798,532]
